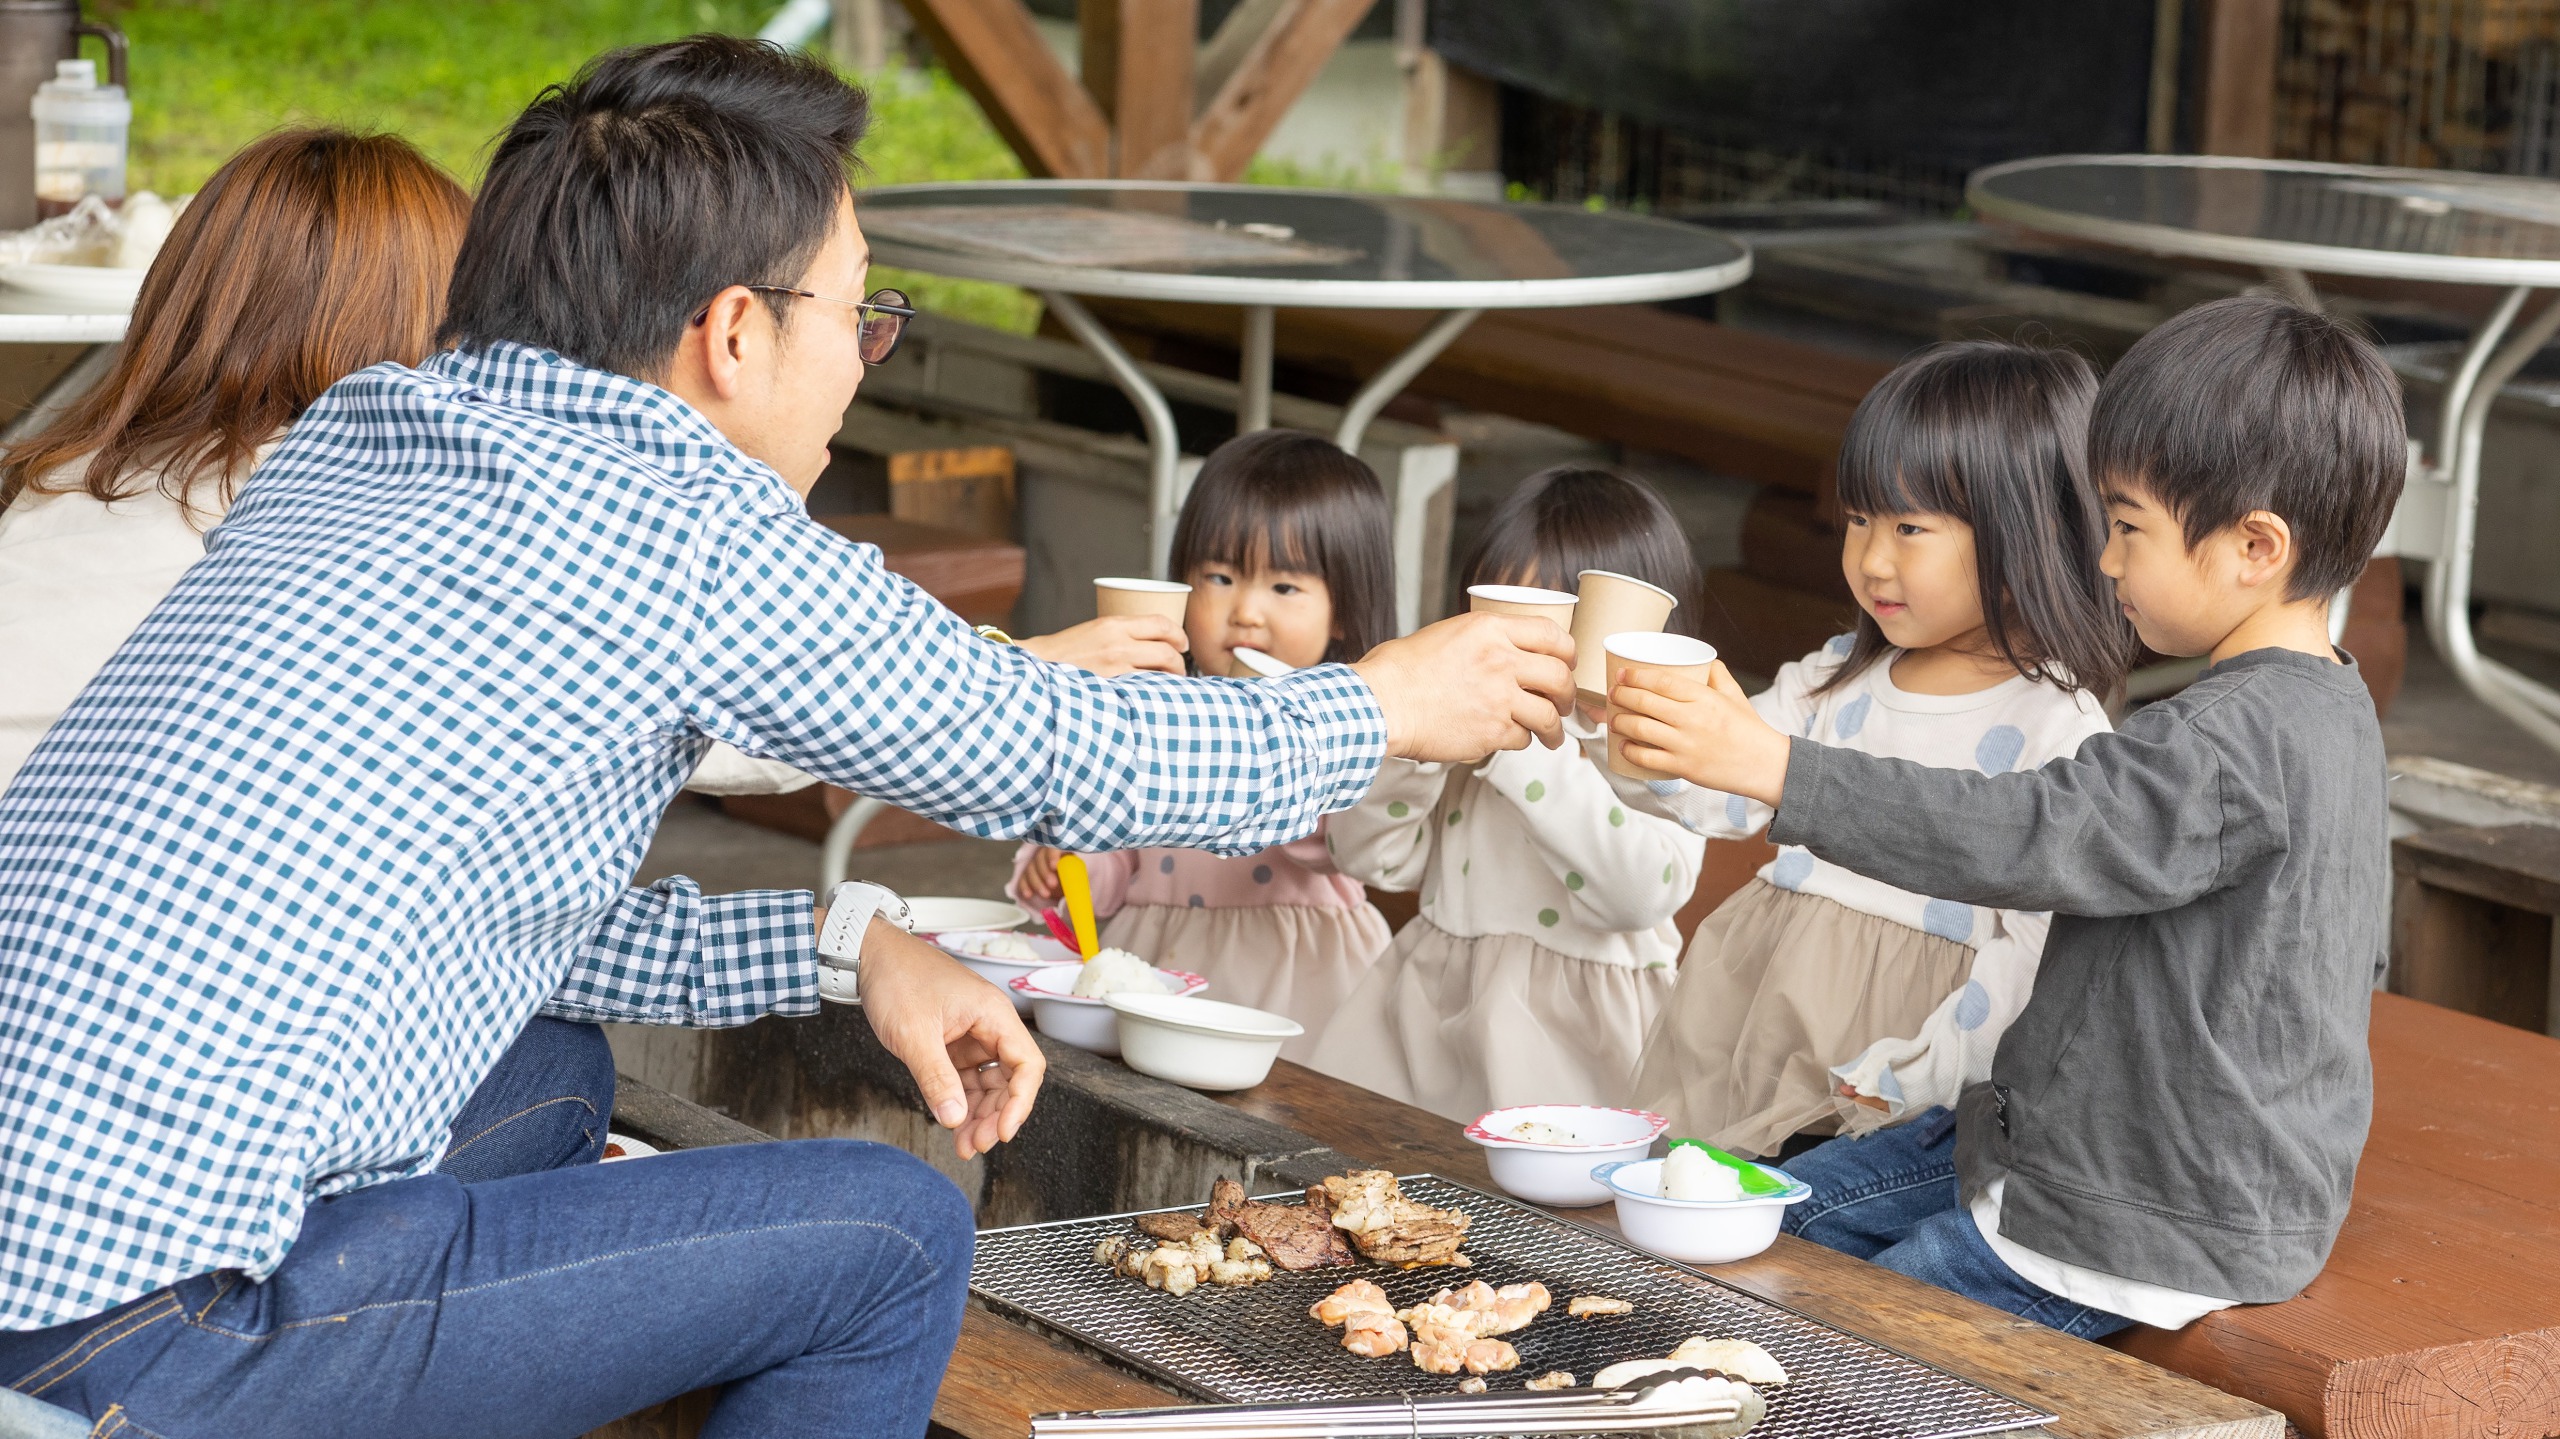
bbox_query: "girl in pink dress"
[1013,430,1398,1059]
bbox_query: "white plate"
[0,261,143,306]
[907,897,1031,935]
[937,931,1078,1012]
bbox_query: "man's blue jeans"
[1780,1107,2134,1341]
[0,1020,976,1438]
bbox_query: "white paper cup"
[1467,583,1578,632]
[1603,631,1717,781]
[1095,577,1192,624]
[1571,570,1679,703]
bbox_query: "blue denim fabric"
[0,1140,974,1438]
[438,1017,618,1183]
[1781,1108,2134,1340]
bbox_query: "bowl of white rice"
[1589,1154,1810,1264]
[1009,954,1208,1055]
[938,930,1079,1011]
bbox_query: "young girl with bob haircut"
[1613,339,2133,1158]
[1309,466,1708,1120]
[1014,429,1398,1055]
[0,129,471,788]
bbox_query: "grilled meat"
[1135,1211,1213,1243]
[1568,1295,1632,1318]
[1321,1170,1471,1265]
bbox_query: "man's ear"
[2232,508,2297,590]
[676,284,763,401]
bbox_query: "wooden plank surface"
[1207,1063,2278,1439]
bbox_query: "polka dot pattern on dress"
[1975,724,2026,775]
[1251,864,1273,884]
[1566,871,1585,890]
[1387,800,1409,818]
[1920,898,1975,943]
[1770,847,1814,890]
[1608,806,1625,827]
[1834,692,1873,741]
[1725,793,1750,829]
[1537,908,1560,927]
[1646,780,1684,798]
[1524,780,1546,802]
[1447,809,1462,826]
[1825,631,1855,657]
[1188,894,1205,907]
[1954,979,1992,1030]
[1159,856,1176,874]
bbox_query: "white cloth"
[1601,634,2110,1120]
[1329,716,1705,970]
[1971,1179,2239,1329]
[0,453,812,799]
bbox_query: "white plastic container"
[31,59,125,218]
[937,930,1076,1013]
[905,897,1031,935]
[1590,1157,1810,1265]
[1107,994,1302,1091]
[1009,963,1207,1057]
[1463,1104,1668,1207]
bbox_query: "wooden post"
[900,0,1111,178]
[1081,0,1200,179]
[2196,0,2279,156]
[1190,0,1378,181]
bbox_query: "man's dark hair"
[2089,294,2406,599]
[438,35,869,379]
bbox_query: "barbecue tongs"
[1032,1368,1756,1439]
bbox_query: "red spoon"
[1039,908,1079,952]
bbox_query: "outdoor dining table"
[856,180,1753,583]
[1970,153,2560,754]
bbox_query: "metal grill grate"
[973,1177,2054,1439]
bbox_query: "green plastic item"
[1667,1137,1787,1196]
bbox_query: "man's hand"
[1020,615,1187,676]
[1017,845,1065,903]
[1350,613,1574,762]
[850,919,1045,1159]
[1608,660,1792,807]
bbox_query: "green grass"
[95,0,1038,330]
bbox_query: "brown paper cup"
[1467,583,1578,633]
[1571,570,1679,703]
[1095,577,1192,624]
[1604,631,1718,781]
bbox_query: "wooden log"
[1080,0,1197,180]
[1189,0,1381,181]
[2197,0,2280,157]
[902,0,1111,178]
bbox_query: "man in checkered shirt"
[0,37,1575,1439]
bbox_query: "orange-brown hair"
[0,128,470,515]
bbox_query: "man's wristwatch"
[816,880,916,1005]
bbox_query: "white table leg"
[2420,285,2560,750]
[819,796,892,893]
[1334,307,1483,455]
[1239,304,1275,434]
[1043,290,1187,580]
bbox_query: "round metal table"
[0,289,128,442]
[858,181,1752,580]
[1972,153,2560,753]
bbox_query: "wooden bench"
[2390,823,2560,1036]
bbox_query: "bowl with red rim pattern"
[1465,1104,1669,1207]
[1009,963,1208,1056]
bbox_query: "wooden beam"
[2196,0,2278,156]
[1189,0,1377,181]
[898,0,1110,178]
[1081,0,1200,179]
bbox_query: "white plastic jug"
[31,57,126,218]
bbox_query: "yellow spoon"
[1057,852,1100,959]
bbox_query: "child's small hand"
[1020,616,1188,676]
[1608,660,1793,807]
[1018,846,1066,902]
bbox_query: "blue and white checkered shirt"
[0,342,1387,1330]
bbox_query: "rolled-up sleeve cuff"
[697,889,821,1022]
[1269,663,1390,813]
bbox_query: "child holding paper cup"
[1590,340,2131,1159]
[1013,430,1398,1058]
[1309,466,1707,1120]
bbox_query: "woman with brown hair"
[0,127,470,788]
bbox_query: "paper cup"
[1571,570,1679,704]
[1604,631,1717,781]
[1226,646,1294,679]
[1468,583,1578,633]
[1095,577,1191,624]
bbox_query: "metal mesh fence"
[2279,0,2560,176]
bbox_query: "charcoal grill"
[971,1176,2055,1439]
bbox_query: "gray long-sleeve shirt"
[1768,648,2387,1302]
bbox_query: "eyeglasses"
[690,285,917,365]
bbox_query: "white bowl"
[1107,993,1303,1091]
[1591,1157,1811,1265]
[937,931,1078,1013]
[1009,963,1208,1056]
[1464,1104,1668,1207]
[907,897,1032,935]
[0,260,144,307]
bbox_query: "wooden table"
[925,1064,2279,1439]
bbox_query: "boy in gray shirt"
[1609,296,2404,1336]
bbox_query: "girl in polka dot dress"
[1012,431,1397,1062]
[1308,467,1708,1121]
[1606,341,2133,1159]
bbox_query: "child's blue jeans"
[0,1019,976,1437]
[1780,1106,2135,1340]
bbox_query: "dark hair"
[2,129,468,514]
[1823,340,2133,698]
[2090,294,2406,599]
[438,35,870,379]
[1169,429,1395,662]
[1462,466,1702,638]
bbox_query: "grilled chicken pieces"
[1321,1170,1471,1265]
